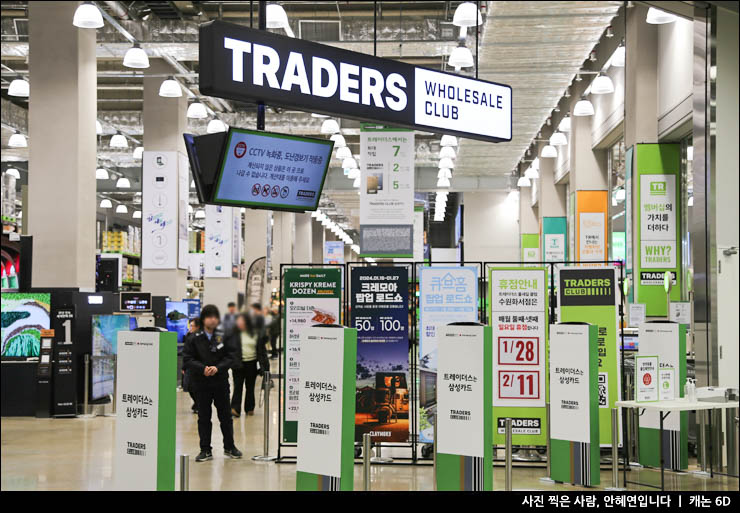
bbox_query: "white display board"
[142,151,179,269]
[640,174,677,268]
[296,327,345,478]
[549,324,591,443]
[579,212,606,261]
[490,268,547,408]
[436,325,485,458]
[205,205,240,278]
[177,153,189,270]
[628,303,646,327]
[639,324,681,428]
[544,233,566,262]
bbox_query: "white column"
[311,218,325,264]
[464,191,520,262]
[293,213,313,263]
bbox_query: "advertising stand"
[435,324,493,491]
[113,330,177,491]
[295,325,357,491]
[549,323,600,486]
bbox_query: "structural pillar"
[27,1,97,290]
[293,213,312,263]
[519,165,539,262]
[270,211,294,292]
[537,146,568,262]
[311,218,325,264]
[463,191,519,262]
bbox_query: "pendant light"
[558,116,571,133]
[96,168,109,180]
[517,176,531,187]
[195,209,206,219]
[109,132,128,148]
[336,146,352,160]
[96,120,103,135]
[540,145,557,158]
[436,176,451,188]
[116,177,131,189]
[8,77,29,97]
[591,73,615,95]
[123,43,149,69]
[187,102,208,119]
[342,157,357,170]
[6,168,20,180]
[266,2,289,29]
[573,97,595,116]
[159,76,182,97]
[100,199,113,209]
[330,133,346,147]
[439,146,456,160]
[8,132,27,148]
[206,119,227,133]
[73,2,104,29]
[133,210,142,219]
[437,168,452,179]
[116,204,128,214]
[549,131,568,146]
[133,146,144,159]
[352,176,361,188]
[524,166,539,180]
[646,7,678,24]
[448,45,474,70]
[452,2,482,27]
[440,135,458,147]
[438,157,455,169]
[320,118,340,134]
[616,187,626,201]
[348,168,360,179]
[611,43,625,68]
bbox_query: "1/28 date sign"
[497,337,539,366]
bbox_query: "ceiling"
[1,1,620,225]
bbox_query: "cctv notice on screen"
[199,20,512,144]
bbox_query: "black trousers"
[194,380,235,452]
[231,360,258,415]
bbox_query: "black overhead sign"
[199,20,512,143]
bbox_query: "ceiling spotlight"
[207,119,227,133]
[606,25,614,38]
[133,146,144,159]
[195,209,206,219]
[8,132,27,148]
[452,2,482,27]
[116,204,128,214]
[437,176,451,187]
[116,177,131,189]
[611,43,625,67]
[559,116,571,132]
[546,117,552,126]
[96,168,109,180]
[73,2,104,29]
[133,210,142,219]
[589,51,597,62]
[438,168,452,179]
[540,145,557,158]
[336,146,352,160]
[564,87,571,98]
[517,176,531,187]
[591,73,615,94]
[5,168,20,180]
[573,98,595,117]
[439,146,456,160]
[110,132,128,148]
[549,131,568,146]
[438,157,455,169]
[320,118,340,134]
[8,77,29,98]
[330,133,346,147]
[96,120,103,135]
[123,43,149,69]
[448,45,474,70]
[575,73,583,82]
[159,76,182,97]
[440,135,458,147]
[100,199,113,209]
[646,7,678,24]
[187,102,208,119]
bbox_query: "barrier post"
[432,415,437,491]
[80,354,95,418]
[692,409,711,477]
[363,433,372,491]
[539,403,555,483]
[606,408,625,490]
[252,371,277,461]
[179,454,189,491]
[505,418,513,491]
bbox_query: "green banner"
[543,217,567,262]
[521,233,540,263]
[282,268,343,443]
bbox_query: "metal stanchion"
[606,408,625,490]
[630,409,643,467]
[432,415,437,491]
[252,371,276,461]
[726,408,738,476]
[103,355,117,417]
[505,418,513,491]
[692,409,710,477]
[79,354,95,418]
[540,403,555,484]
[180,454,189,491]
[363,433,372,491]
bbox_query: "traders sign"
[200,21,512,143]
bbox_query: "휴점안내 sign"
[199,21,512,143]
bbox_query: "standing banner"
[323,241,345,264]
[205,205,239,278]
[638,322,688,470]
[351,267,410,443]
[418,266,478,443]
[114,331,176,491]
[143,151,179,269]
[543,217,567,262]
[282,268,342,442]
[488,267,548,445]
[549,323,600,487]
[575,190,608,262]
[521,234,540,264]
[360,125,414,258]
[435,325,493,491]
[636,144,681,316]
[558,266,621,446]
[296,326,357,491]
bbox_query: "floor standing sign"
[435,324,493,491]
[417,266,478,443]
[558,266,621,447]
[282,268,342,442]
[488,267,548,445]
[113,330,177,491]
[549,323,600,487]
[296,326,357,491]
[638,322,688,470]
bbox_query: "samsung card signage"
[200,21,512,143]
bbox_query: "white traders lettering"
[423,81,504,120]
[224,37,407,111]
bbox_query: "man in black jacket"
[183,304,242,462]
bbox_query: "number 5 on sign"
[499,371,540,400]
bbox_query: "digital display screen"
[91,314,131,400]
[120,292,152,312]
[165,301,190,346]
[212,128,333,211]
[622,335,638,351]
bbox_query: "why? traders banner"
[351,266,410,443]
[488,267,548,446]
[558,266,621,447]
[418,266,478,444]
[282,268,342,443]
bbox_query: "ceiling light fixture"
[266,2,289,29]
[611,43,625,67]
[439,146,456,160]
[452,2,483,27]
[646,7,678,24]
[549,131,568,146]
[353,176,361,188]
[96,168,109,180]
[73,2,104,29]
[559,116,571,132]
[187,102,208,119]
[330,133,346,147]
[206,119,227,133]
[524,166,539,179]
[591,73,615,94]
[438,157,455,169]
[517,176,531,187]
[616,187,626,201]
[540,145,557,158]
[348,168,360,179]
[438,168,452,179]
[123,43,149,69]
[133,210,142,219]
[190,179,195,189]
[6,168,20,180]
[109,132,128,148]
[133,146,144,159]
[159,76,182,97]
[96,120,103,135]
[8,132,27,148]
[440,135,458,147]
[195,209,206,219]
[116,204,128,214]
[342,157,358,170]
[573,98,595,116]
[448,45,474,70]
[116,177,131,189]
[100,199,112,209]
[437,176,451,187]
[336,146,352,160]
[8,77,29,97]
[320,118,340,134]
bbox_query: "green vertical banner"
[549,323,600,486]
[635,143,682,316]
[435,325,493,491]
[283,268,342,442]
[296,326,357,491]
[488,267,549,446]
[543,217,567,262]
[625,146,634,304]
[637,322,688,470]
[558,267,621,447]
[521,233,540,263]
[114,331,177,491]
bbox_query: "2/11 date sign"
[499,371,540,400]
[498,337,539,365]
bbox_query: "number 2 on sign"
[499,371,539,399]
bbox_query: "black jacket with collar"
[182,329,235,385]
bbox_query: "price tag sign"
[498,371,540,400]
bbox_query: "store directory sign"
[200,21,512,143]
[212,128,333,211]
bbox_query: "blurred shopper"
[221,302,238,337]
[181,317,201,413]
[183,305,242,462]
[229,313,269,417]
[267,305,281,359]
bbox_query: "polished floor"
[1,378,738,491]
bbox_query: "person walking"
[230,313,270,417]
[221,302,239,337]
[181,317,201,414]
[183,305,242,462]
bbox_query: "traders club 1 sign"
[200,20,512,143]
